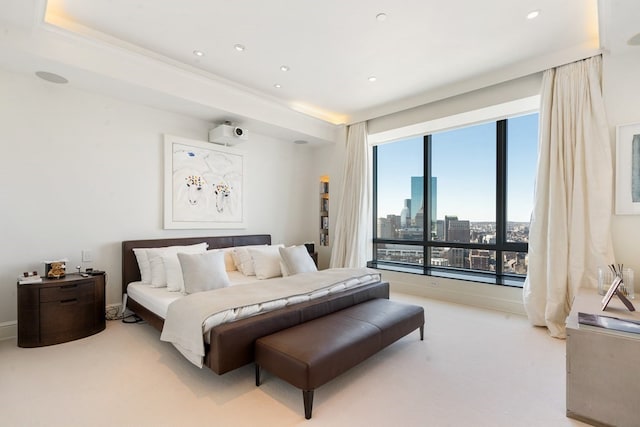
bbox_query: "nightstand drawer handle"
[60,298,77,305]
[60,285,78,290]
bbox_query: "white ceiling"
[0,0,638,143]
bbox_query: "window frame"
[371,116,531,285]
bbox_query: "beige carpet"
[0,293,588,427]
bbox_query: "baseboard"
[0,321,17,341]
[382,270,526,316]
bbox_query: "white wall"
[0,69,319,328]
[604,49,640,278]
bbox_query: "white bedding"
[126,271,261,319]
[146,268,380,367]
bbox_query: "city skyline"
[376,113,539,223]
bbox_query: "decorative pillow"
[279,245,318,276]
[231,245,267,276]
[178,250,230,294]
[221,247,237,272]
[146,243,208,288]
[133,248,152,283]
[249,245,284,280]
[280,261,290,277]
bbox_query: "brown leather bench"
[255,298,425,419]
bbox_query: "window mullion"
[496,120,507,275]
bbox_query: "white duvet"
[158,268,381,367]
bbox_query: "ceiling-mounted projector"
[208,122,248,146]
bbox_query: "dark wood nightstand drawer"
[40,280,94,303]
[40,300,96,342]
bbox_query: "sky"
[376,113,538,223]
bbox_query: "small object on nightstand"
[17,271,42,284]
[44,259,67,279]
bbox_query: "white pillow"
[178,250,230,294]
[133,248,152,283]
[231,245,267,276]
[249,245,284,280]
[146,243,208,288]
[279,245,318,275]
[165,246,212,292]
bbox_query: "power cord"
[122,313,145,324]
[105,305,122,321]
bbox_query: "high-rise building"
[410,176,437,228]
[410,177,423,223]
[448,219,470,243]
[377,217,394,239]
[400,199,411,228]
[444,215,457,241]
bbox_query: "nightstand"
[17,273,106,347]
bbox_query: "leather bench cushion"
[337,299,425,348]
[255,298,425,391]
[256,315,381,390]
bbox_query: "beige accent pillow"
[248,245,284,280]
[178,250,230,294]
[231,245,267,276]
[279,245,318,276]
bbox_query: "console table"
[17,273,106,347]
[566,287,640,426]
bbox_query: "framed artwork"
[615,122,640,214]
[164,134,245,229]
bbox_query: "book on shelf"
[322,216,329,229]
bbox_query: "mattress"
[126,271,261,319]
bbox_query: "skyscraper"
[411,176,437,228]
[400,199,411,228]
[410,177,423,223]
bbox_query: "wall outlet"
[82,250,93,262]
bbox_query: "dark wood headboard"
[121,234,271,295]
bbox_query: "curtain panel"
[329,122,371,268]
[523,55,615,338]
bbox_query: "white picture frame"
[615,122,640,215]
[163,134,245,229]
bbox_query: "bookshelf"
[320,176,329,246]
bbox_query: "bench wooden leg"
[255,364,261,386]
[303,390,314,419]
[420,325,424,341]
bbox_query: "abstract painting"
[164,134,245,229]
[615,122,640,215]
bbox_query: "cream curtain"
[523,55,615,338]
[330,122,371,268]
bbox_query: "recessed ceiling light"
[628,33,640,46]
[376,13,387,22]
[193,50,204,57]
[234,44,245,52]
[294,140,308,145]
[526,10,540,20]
[35,71,68,84]
[280,65,290,72]
[368,76,377,82]
[274,84,282,88]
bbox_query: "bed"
[121,235,390,374]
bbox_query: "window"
[372,112,538,285]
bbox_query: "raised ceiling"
[0,0,637,143]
